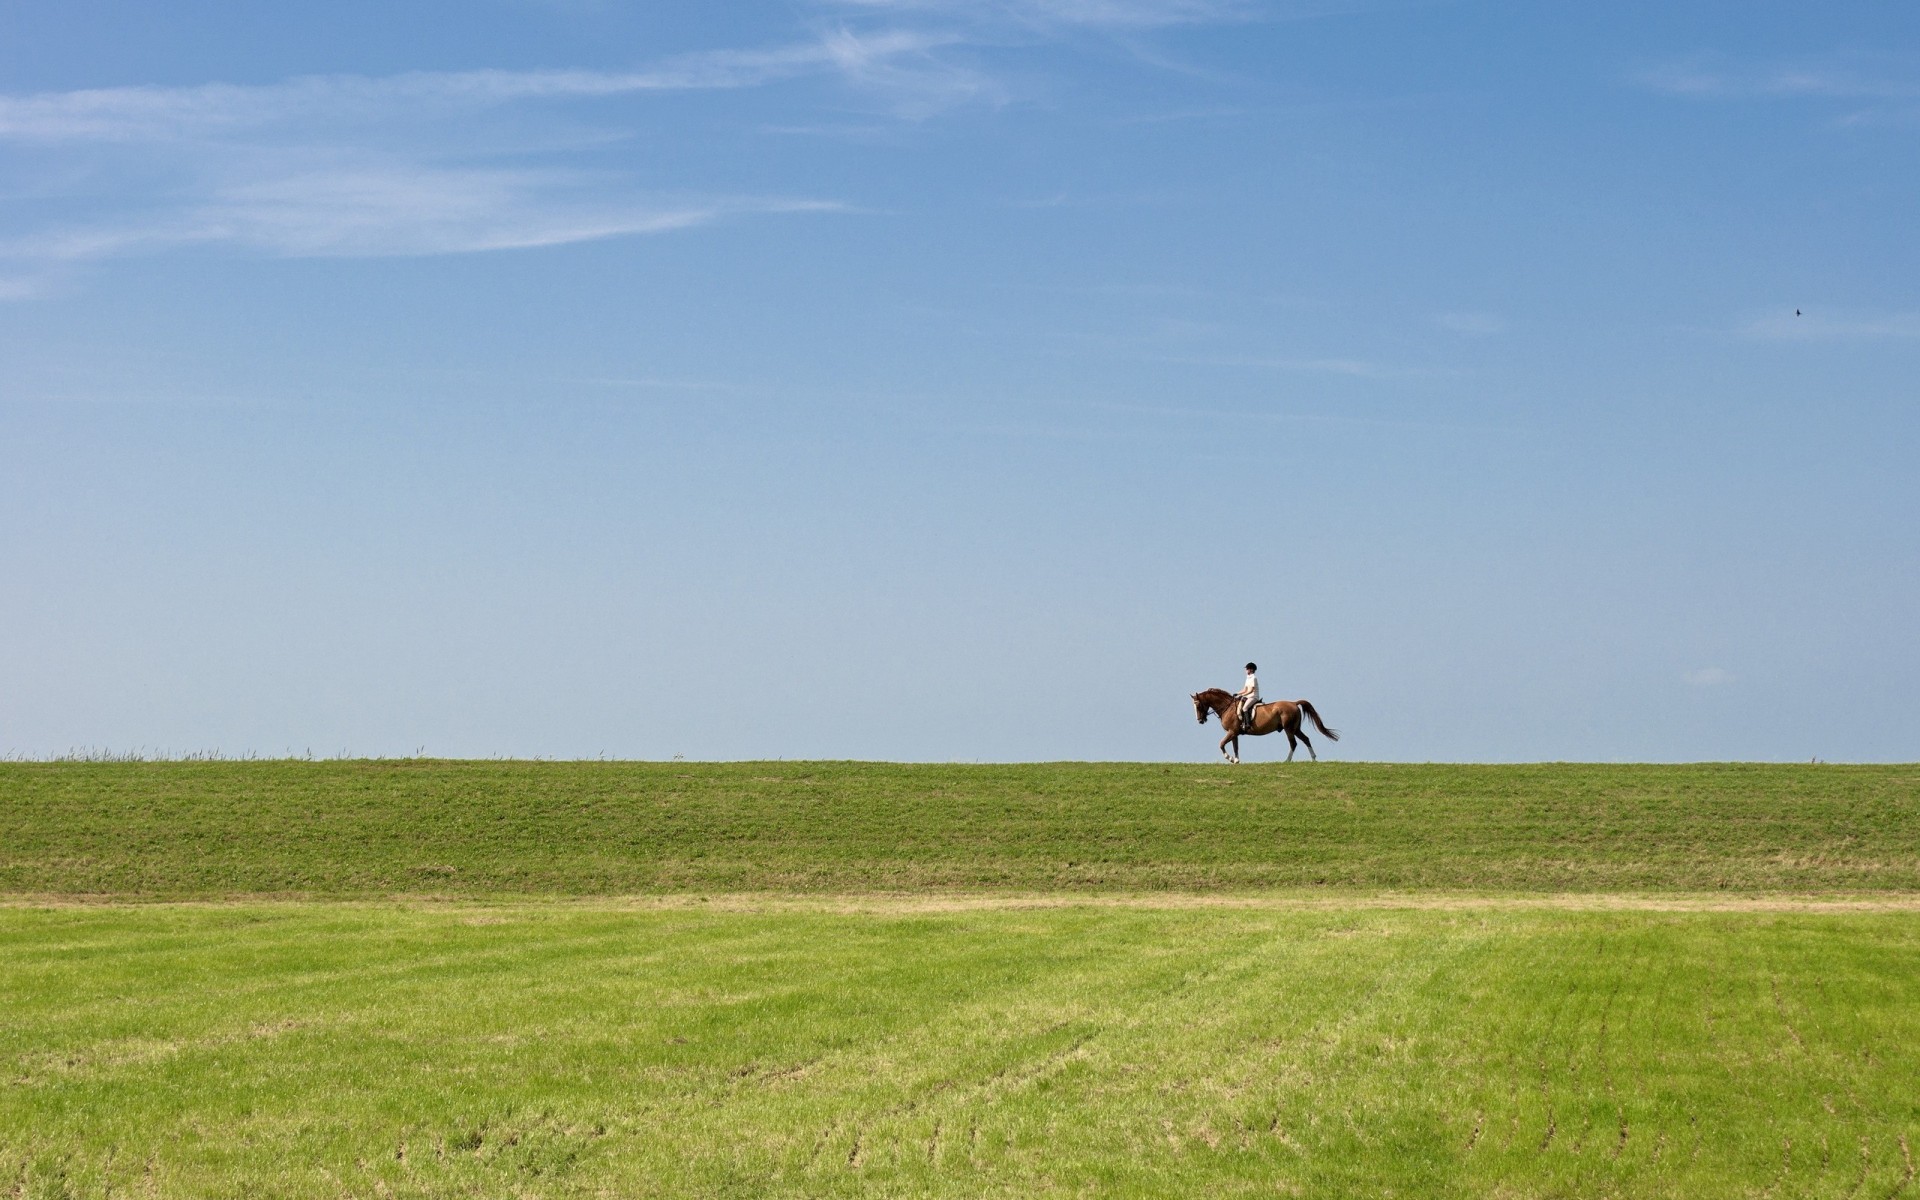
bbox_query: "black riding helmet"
[1245,662,1257,672]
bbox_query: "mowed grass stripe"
[6,904,1920,1198]
[4,760,1918,895]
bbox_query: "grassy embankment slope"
[3,760,1917,895]
[6,762,1920,1198]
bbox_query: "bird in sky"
[1796,309,1803,316]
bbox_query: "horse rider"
[1236,662,1261,732]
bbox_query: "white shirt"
[1241,674,1260,700]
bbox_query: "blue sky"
[2,1,1915,761]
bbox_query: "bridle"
[1193,692,1224,724]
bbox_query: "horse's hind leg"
[1297,731,1316,762]
[1284,729,1297,761]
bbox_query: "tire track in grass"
[1595,923,1660,1169]
[803,1116,843,1173]
[1239,915,1490,1196]
[15,910,923,1192]
[16,904,1920,1197]
[723,913,1184,1183]
[1625,922,1680,1186]
[1267,1110,1303,1153]
[1565,923,1630,1161]
[852,911,1461,1186]
[812,1012,1105,1174]
[1359,914,1505,1162]
[661,916,1059,1177]
[1572,957,1625,1158]
[3,911,680,1054]
[1689,954,1732,1173]
[1458,918,1563,1168]
[1526,936,1579,1159]
[1469,917,1637,1179]
[1227,915,1475,1163]
[1771,936,1841,1197]
[791,911,1278,1181]
[1843,1136,1871,1199]
[1698,931,1792,1177]
[1752,927,1884,1196]
[1503,1080,1520,1152]
[1769,976,1807,1050]
[10,1014,321,1087]
[1758,1136,1792,1199]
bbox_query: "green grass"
[6,900,1919,1198]
[3,760,1917,896]
[8,761,1919,1196]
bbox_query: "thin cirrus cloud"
[0,29,979,292]
[1636,57,1920,100]
[1634,54,1920,124]
[2,166,846,262]
[820,0,1386,34]
[0,30,970,143]
[824,0,1254,28]
[0,4,1262,293]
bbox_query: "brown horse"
[1191,688,1339,763]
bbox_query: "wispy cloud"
[0,160,842,292]
[0,32,968,289]
[1683,667,1734,687]
[1635,53,1920,124]
[1637,56,1920,101]
[0,32,966,144]
[823,0,1254,31]
[0,0,1260,294]
[810,28,1004,117]
[3,166,845,262]
[1739,309,1920,342]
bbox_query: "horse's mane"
[1194,688,1236,704]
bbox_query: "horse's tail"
[1298,700,1339,741]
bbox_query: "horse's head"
[1191,692,1212,725]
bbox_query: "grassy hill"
[4,760,1916,896]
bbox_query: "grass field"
[7,899,1920,1198]
[4,761,1918,895]
[5,762,1919,1197]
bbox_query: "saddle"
[1238,699,1259,731]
